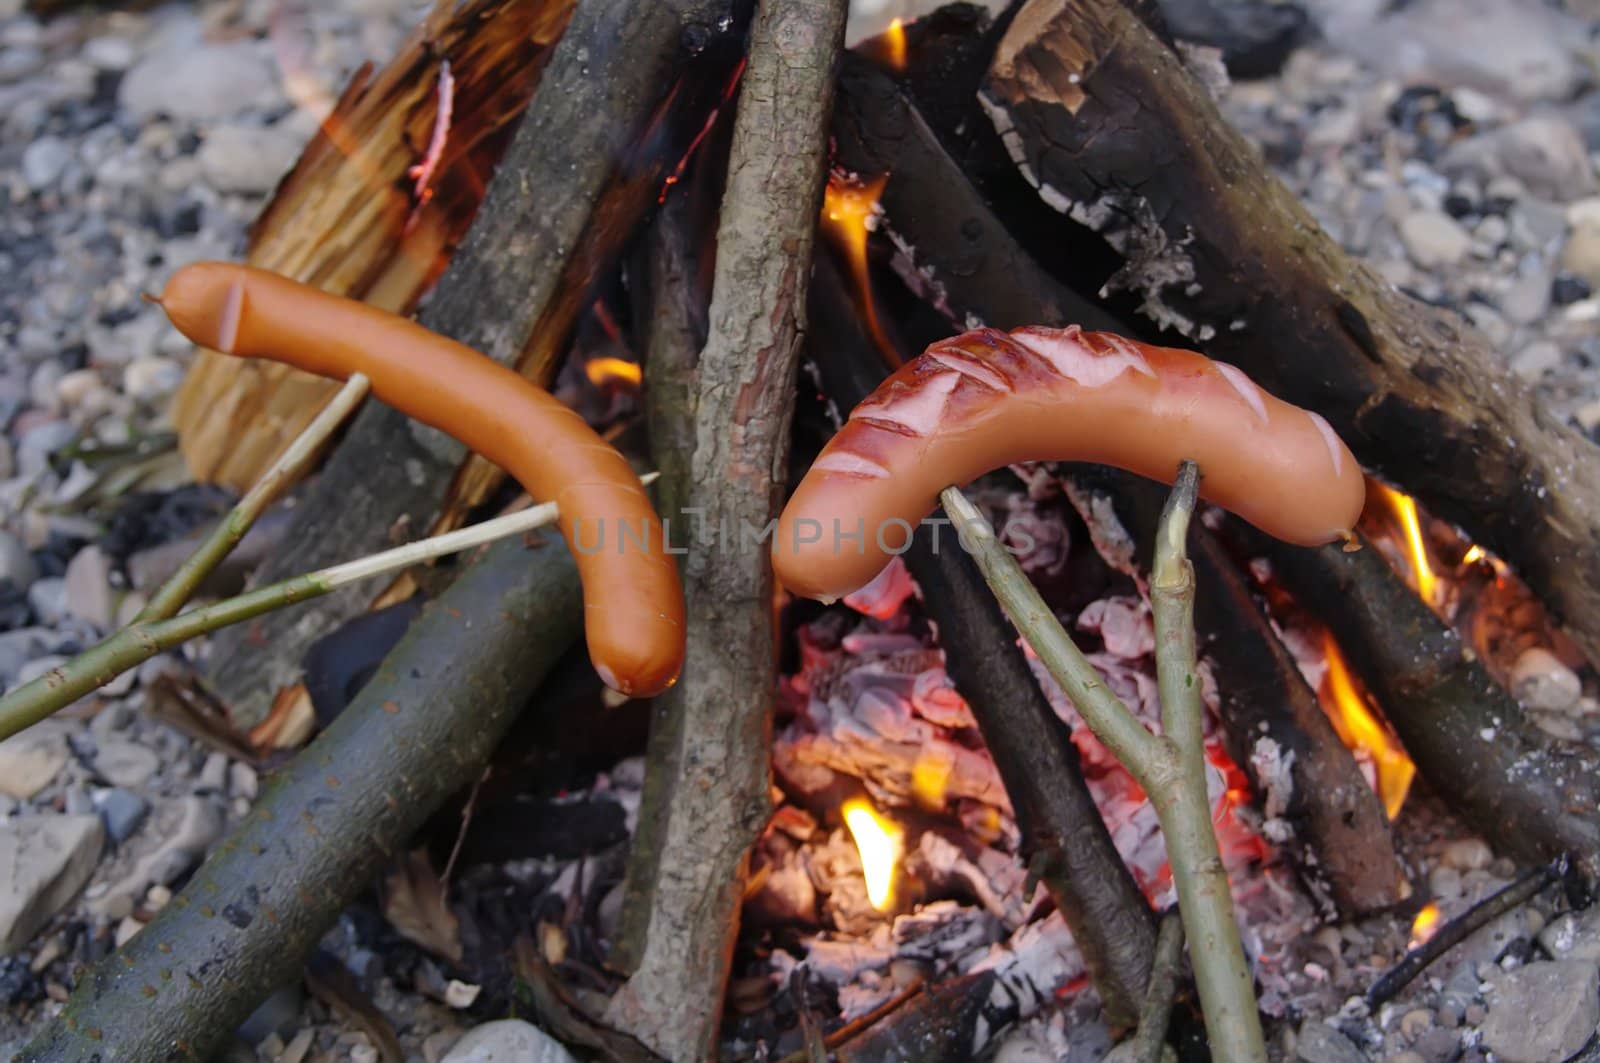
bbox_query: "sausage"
[774,325,1366,601]
[158,261,684,697]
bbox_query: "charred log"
[980,0,1600,670]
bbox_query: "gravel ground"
[0,0,1596,1059]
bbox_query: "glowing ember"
[1372,481,1439,606]
[1319,634,1415,820]
[822,172,899,367]
[1462,545,1485,565]
[1410,901,1441,948]
[842,798,902,910]
[584,357,643,388]
[406,60,456,229]
[884,18,908,71]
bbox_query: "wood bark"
[808,255,1156,1025]
[202,0,745,729]
[1245,526,1600,875]
[829,65,1401,918]
[982,0,1600,668]
[602,1,846,1058]
[172,0,575,489]
[25,538,583,1061]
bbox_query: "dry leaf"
[381,849,463,964]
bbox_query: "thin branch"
[137,374,371,622]
[0,478,656,741]
[1132,909,1185,1063]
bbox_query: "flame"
[822,173,899,367]
[1410,901,1441,948]
[1462,545,1485,565]
[584,357,642,388]
[842,798,902,910]
[1372,481,1439,606]
[405,59,456,231]
[884,19,908,72]
[1319,634,1415,820]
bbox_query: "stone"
[1510,647,1582,712]
[119,42,279,121]
[1501,257,1554,325]
[1442,839,1493,871]
[1553,273,1592,305]
[93,788,149,844]
[82,36,136,71]
[1480,961,1599,1063]
[64,545,116,630]
[440,1020,579,1063]
[92,740,160,789]
[0,814,104,951]
[0,629,48,685]
[1494,117,1597,204]
[121,357,184,403]
[24,579,65,627]
[1511,341,1563,381]
[197,752,227,794]
[197,124,303,196]
[0,721,70,799]
[1541,910,1600,964]
[1561,223,1600,287]
[89,796,225,916]
[20,137,71,193]
[227,761,257,801]
[1296,1021,1367,1063]
[1400,211,1473,268]
[0,531,37,593]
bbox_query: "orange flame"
[884,18,908,72]
[1409,901,1441,948]
[585,357,643,388]
[822,173,899,367]
[1371,481,1439,607]
[842,798,902,910]
[1319,633,1415,820]
[1461,545,1485,565]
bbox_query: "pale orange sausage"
[159,262,684,697]
[774,325,1366,601]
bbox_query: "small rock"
[1501,258,1554,325]
[1479,961,1599,1063]
[1510,647,1582,712]
[1553,273,1592,305]
[113,914,143,947]
[1399,1009,1433,1040]
[89,795,226,916]
[1561,223,1600,287]
[121,357,184,403]
[16,420,75,478]
[1443,839,1494,871]
[20,137,71,192]
[82,36,135,71]
[1512,199,1570,251]
[24,579,65,627]
[1400,211,1473,268]
[197,124,303,196]
[119,42,279,121]
[238,984,303,1046]
[93,740,160,789]
[13,655,67,689]
[1429,865,1463,901]
[0,721,70,799]
[445,980,481,1009]
[0,531,37,593]
[197,752,227,794]
[93,789,149,844]
[1511,341,1563,381]
[441,1020,579,1063]
[1296,1021,1367,1063]
[0,629,48,685]
[0,814,105,951]
[1493,117,1597,204]
[1539,909,1600,963]
[64,546,116,630]
[228,761,258,801]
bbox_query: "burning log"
[1066,468,1409,916]
[199,0,747,728]
[601,2,847,1059]
[808,254,1158,1026]
[24,537,583,1061]
[172,0,576,490]
[823,59,1402,919]
[980,0,1600,669]
[1242,525,1600,876]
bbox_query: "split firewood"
[981,0,1600,668]
[602,2,847,1059]
[25,538,584,1061]
[827,59,1403,919]
[1241,524,1600,876]
[173,0,576,490]
[199,0,745,729]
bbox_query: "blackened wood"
[204,0,747,728]
[983,0,1600,669]
[26,538,583,1061]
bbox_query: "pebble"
[119,42,280,121]
[1400,211,1473,268]
[197,752,228,794]
[1562,223,1600,287]
[1501,258,1554,325]
[1442,839,1493,871]
[1492,117,1597,203]
[1509,646,1582,712]
[0,721,70,800]
[1428,865,1463,901]
[22,579,66,627]
[197,124,303,196]
[1479,961,1600,1063]
[64,545,116,630]
[0,814,104,951]
[440,1020,580,1063]
[1511,341,1563,381]
[1296,1021,1367,1063]
[0,531,37,592]
[93,788,149,844]
[228,761,258,801]
[1539,910,1600,963]
[92,740,160,789]
[20,137,72,193]
[121,357,184,403]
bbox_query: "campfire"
[6,0,1599,1060]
